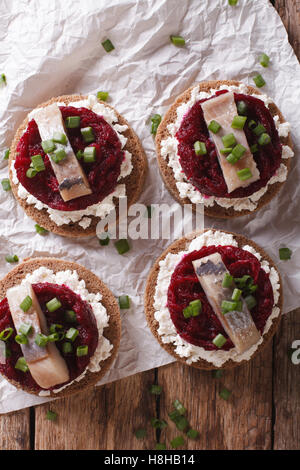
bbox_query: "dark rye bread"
[0,257,121,398]
[144,229,283,370]
[156,80,293,219]
[9,95,147,237]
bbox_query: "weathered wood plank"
[157,343,273,450]
[275,0,300,58]
[0,408,30,450]
[34,370,156,450]
[273,309,300,450]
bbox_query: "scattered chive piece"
[53,132,67,145]
[208,120,221,134]
[99,234,110,246]
[237,167,252,181]
[189,299,202,316]
[35,224,48,235]
[15,334,28,345]
[219,387,232,401]
[258,133,271,146]
[232,143,246,159]
[115,239,130,255]
[237,101,248,116]
[250,144,258,153]
[175,415,189,431]
[46,297,62,312]
[213,333,227,348]
[232,288,242,301]
[1,178,11,191]
[248,120,257,130]
[101,38,115,53]
[235,300,243,312]
[65,327,79,342]
[83,146,96,163]
[170,436,185,449]
[244,295,257,310]
[15,357,28,373]
[170,35,185,47]
[76,150,83,160]
[62,342,73,354]
[26,168,38,178]
[150,384,162,395]
[194,141,207,155]
[155,443,166,450]
[97,91,109,101]
[65,116,80,128]
[253,123,266,136]
[81,126,95,143]
[35,333,48,347]
[279,247,292,260]
[46,410,57,421]
[49,324,63,334]
[64,310,77,323]
[76,345,88,357]
[183,305,193,319]
[173,399,186,415]
[47,333,59,342]
[31,154,45,172]
[212,369,223,379]
[5,255,19,263]
[0,327,13,341]
[51,148,67,164]
[41,139,56,154]
[3,148,10,160]
[259,53,270,68]
[151,418,167,429]
[169,410,181,422]
[222,133,236,148]
[231,115,247,130]
[135,429,147,439]
[0,73,7,86]
[150,114,162,135]
[187,429,199,439]
[20,296,32,312]
[19,323,32,336]
[118,295,130,309]
[220,147,233,155]
[221,300,238,314]
[253,74,266,88]
[222,273,233,288]
[228,0,238,5]
[226,153,239,165]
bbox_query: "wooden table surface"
[1,0,299,451]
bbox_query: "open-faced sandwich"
[0,257,120,397]
[156,80,294,218]
[9,94,147,237]
[145,229,282,369]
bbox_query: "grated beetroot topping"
[167,245,274,351]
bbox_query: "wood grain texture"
[0,409,30,450]
[275,0,300,58]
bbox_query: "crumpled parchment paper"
[0,0,299,413]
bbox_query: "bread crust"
[9,95,148,237]
[144,229,283,370]
[155,79,293,218]
[0,257,121,397]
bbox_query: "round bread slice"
[0,257,121,398]
[144,229,283,370]
[9,95,148,237]
[156,79,293,218]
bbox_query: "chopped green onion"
[249,284,258,293]
[118,295,130,309]
[114,239,130,255]
[232,144,246,159]
[99,234,110,246]
[221,300,238,314]
[170,35,185,47]
[26,168,38,178]
[101,39,115,53]
[2,345,11,359]
[248,120,257,130]
[151,418,167,429]
[20,296,32,312]
[219,387,232,401]
[49,324,63,334]
[81,127,95,143]
[173,399,186,415]
[222,133,236,148]
[35,224,48,235]
[97,91,109,101]
[220,147,233,155]
[258,133,271,146]
[0,327,13,341]
[208,120,221,134]
[213,333,227,348]
[222,273,233,288]
[253,74,266,88]
[0,73,7,86]
[41,139,56,154]
[150,114,162,135]
[46,410,57,421]
[62,342,73,354]
[194,141,207,155]
[15,334,28,345]
[231,288,242,301]
[47,333,59,343]
[15,357,28,372]
[237,101,248,116]
[169,409,181,422]
[76,345,88,357]
[259,53,270,68]
[76,150,83,160]
[174,415,189,431]
[237,168,252,181]
[279,247,292,260]
[5,254,19,263]
[51,148,67,164]
[19,323,32,336]
[212,369,223,379]
[228,0,238,5]
[83,146,96,163]
[189,299,202,316]
[183,305,193,319]
[244,295,257,310]
[46,297,62,312]
[3,148,10,160]
[253,123,266,136]
[231,115,247,130]
[65,327,79,342]
[170,436,185,449]
[187,429,199,439]
[64,310,77,323]
[150,384,162,395]
[135,429,147,439]
[226,153,239,165]
[1,178,11,191]
[155,443,166,450]
[31,154,45,172]
[234,275,252,288]
[35,333,48,347]
[65,116,80,128]
[250,144,258,153]
[53,132,67,145]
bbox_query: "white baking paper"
[0,0,299,413]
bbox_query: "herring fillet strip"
[192,252,261,354]
[31,103,92,202]
[201,92,260,193]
